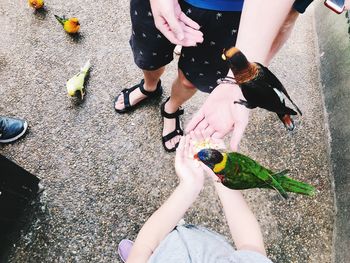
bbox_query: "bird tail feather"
[81,60,91,74]
[54,15,65,25]
[290,99,302,116]
[273,171,316,196]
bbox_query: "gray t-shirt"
[148,224,273,263]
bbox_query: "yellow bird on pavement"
[54,15,80,34]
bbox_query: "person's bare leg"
[115,67,165,110]
[163,69,197,150]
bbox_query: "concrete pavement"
[0,1,334,262]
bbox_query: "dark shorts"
[293,0,314,13]
[129,0,241,93]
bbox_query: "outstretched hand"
[175,135,205,188]
[150,0,203,46]
[186,83,249,151]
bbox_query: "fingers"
[179,12,200,30]
[155,18,184,45]
[185,109,205,133]
[229,122,248,152]
[180,31,203,46]
[193,118,208,132]
[199,163,217,180]
[203,125,215,138]
[163,10,185,41]
[176,135,185,160]
[190,130,203,142]
[184,134,191,157]
[155,21,201,47]
[182,21,203,44]
[212,131,227,139]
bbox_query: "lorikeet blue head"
[194,148,224,170]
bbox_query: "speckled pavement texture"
[0,1,334,263]
[314,3,350,263]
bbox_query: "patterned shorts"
[129,0,241,93]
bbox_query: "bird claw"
[216,76,237,85]
[80,90,85,100]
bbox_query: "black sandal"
[161,97,184,152]
[114,79,163,113]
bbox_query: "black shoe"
[0,116,28,143]
[114,79,163,113]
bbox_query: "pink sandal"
[118,239,134,262]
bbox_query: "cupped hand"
[175,135,205,188]
[185,82,250,151]
[150,0,204,46]
[189,130,226,182]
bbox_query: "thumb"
[229,122,247,152]
[164,13,185,40]
[185,109,205,133]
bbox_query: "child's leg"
[162,69,197,150]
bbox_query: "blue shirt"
[183,0,244,11]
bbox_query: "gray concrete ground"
[0,1,334,262]
[315,3,350,263]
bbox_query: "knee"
[178,73,196,90]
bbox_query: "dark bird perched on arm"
[222,47,302,131]
[194,148,315,199]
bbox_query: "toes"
[165,136,181,151]
[165,140,175,150]
[114,94,125,110]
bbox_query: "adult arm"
[186,0,296,150]
[149,0,203,46]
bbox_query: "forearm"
[236,0,295,65]
[267,8,299,63]
[127,182,201,263]
[215,183,266,256]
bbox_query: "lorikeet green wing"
[222,152,289,199]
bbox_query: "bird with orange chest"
[28,0,44,9]
[222,47,302,131]
[54,15,80,34]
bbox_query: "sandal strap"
[120,81,144,109]
[162,129,183,143]
[161,98,184,119]
[122,89,132,109]
[161,96,184,150]
[139,79,162,97]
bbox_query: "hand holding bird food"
[195,148,315,199]
[66,61,90,100]
[175,135,205,189]
[222,47,302,131]
[55,15,80,34]
[28,0,44,9]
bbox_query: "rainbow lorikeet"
[222,47,302,131]
[195,148,315,199]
